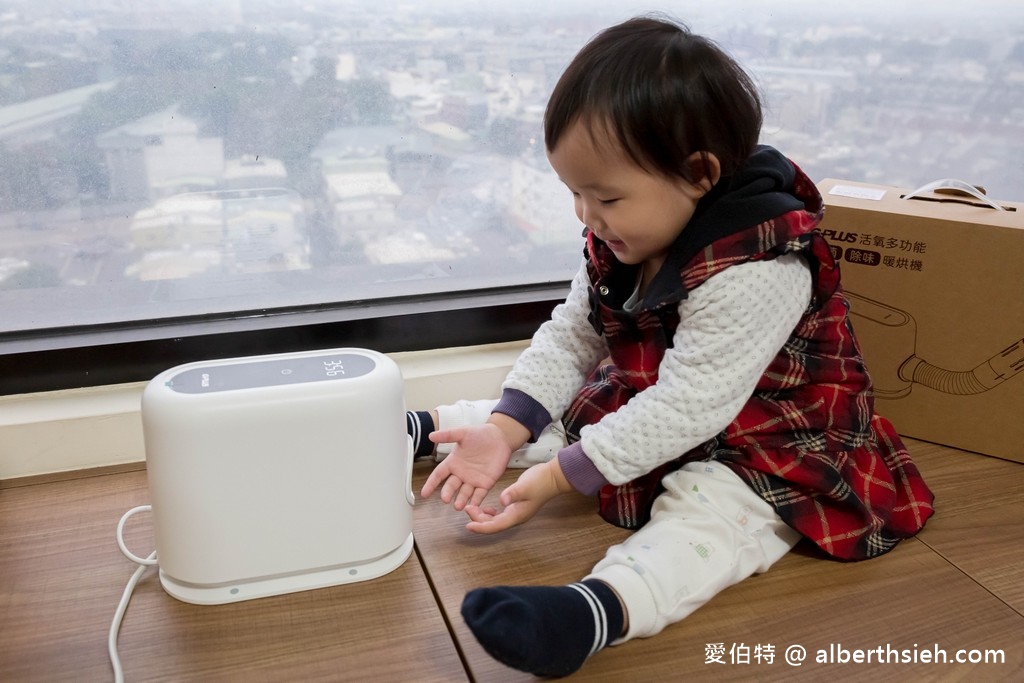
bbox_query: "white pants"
[589,460,800,641]
[434,399,800,642]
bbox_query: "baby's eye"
[599,198,620,205]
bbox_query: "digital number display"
[167,352,375,393]
[323,359,346,377]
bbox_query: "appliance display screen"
[165,353,376,393]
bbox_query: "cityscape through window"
[1,0,1021,336]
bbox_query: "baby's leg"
[460,460,798,676]
[590,460,800,641]
[408,399,566,467]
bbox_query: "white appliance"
[141,348,414,605]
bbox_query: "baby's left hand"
[464,460,572,534]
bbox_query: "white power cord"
[109,505,158,683]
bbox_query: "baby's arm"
[500,262,609,423]
[563,254,813,492]
[422,261,604,511]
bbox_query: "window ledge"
[0,340,527,482]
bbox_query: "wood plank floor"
[0,470,466,683]
[411,438,1023,682]
[1,437,1020,681]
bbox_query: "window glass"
[1,0,1021,336]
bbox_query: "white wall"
[0,341,527,481]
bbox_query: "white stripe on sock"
[408,413,420,455]
[568,583,606,658]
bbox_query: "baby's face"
[547,120,708,284]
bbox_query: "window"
[1,1,1021,393]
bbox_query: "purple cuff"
[492,388,553,442]
[556,441,609,496]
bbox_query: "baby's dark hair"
[544,15,762,182]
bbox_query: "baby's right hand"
[420,423,513,511]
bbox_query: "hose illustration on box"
[846,291,1024,398]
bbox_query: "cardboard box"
[817,178,1024,463]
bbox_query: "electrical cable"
[109,505,158,683]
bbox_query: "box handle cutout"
[902,178,1009,211]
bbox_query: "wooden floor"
[1,437,1021,681]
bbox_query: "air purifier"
[141,348,414,605]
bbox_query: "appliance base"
[158,532,415,605]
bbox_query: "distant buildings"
[97,106,223,202]
[0,81,118,148]
[126,187,307,280]
[99,107,307,279]
[0,2,1020,315]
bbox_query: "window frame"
[0,283,568,396]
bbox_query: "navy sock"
[461,579,624,677]
[406,411,435,459]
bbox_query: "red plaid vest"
[562,170,934,560]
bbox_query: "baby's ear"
[684,151,722,195]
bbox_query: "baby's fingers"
[452,481,477,511]
[464,505,513,534]
[499,481,524,507]
[420,460,450,498]
[469,487,490,510]
[465,504,500,519]
[428,427,466,445]
[464,505,493,521]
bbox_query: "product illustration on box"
[818,176,1023,462]
[847,291,1024,399]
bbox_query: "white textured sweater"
[502,252,812,491]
